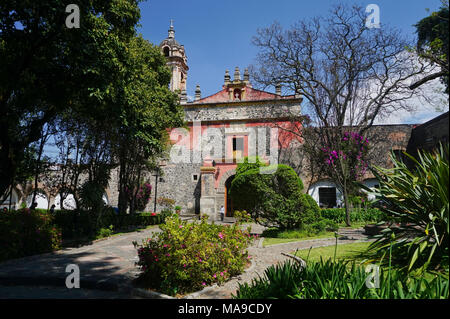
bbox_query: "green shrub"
[96,225,114,239]
[233,259,449,299]
[303,219,339,234]
[320,208,385,224]
[136,212,162,226]
[230,164,320,230]
[0,209,62,262]
[51,209,96,240]
[133,215,254,296]
[234,210,252,223]
[366,144,449,272]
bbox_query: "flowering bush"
[321,131,369,179]
[125,182,152,211]
[0,209,62,262]
[133,215,255,296]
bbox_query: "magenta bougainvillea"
[321,132,369,179]
[126,182,152,211]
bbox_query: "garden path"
[0,219,370,299]
[0,227,162,298]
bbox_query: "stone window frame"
[192,174,199,182]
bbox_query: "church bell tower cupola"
[159,20,189,95]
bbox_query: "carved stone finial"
[180,89,187,104]
[243,68,249,82]
[275,83,281,96]
[224,70,231,85]
[233,67,241,83]
[168,19,175,38]
[195,84,201,101]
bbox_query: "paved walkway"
[0,227,161,298]
[0,222,370,299]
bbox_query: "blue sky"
[137,0,445,102]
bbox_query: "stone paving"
[0,220,371,299]
[0,227,162,298]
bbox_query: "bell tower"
[159,20,189,96]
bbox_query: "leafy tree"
[250,3,428,225]
[410,1,449,93]
[0,0,142,199]
[114,35,184,214]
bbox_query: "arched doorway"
[224,175,235,216]
[26,191,49,209]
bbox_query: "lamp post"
[152,172,158,212]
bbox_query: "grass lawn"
[262,229,336,247]
[293,241,372,263]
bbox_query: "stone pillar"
[233,67,241,83]
[199,162,217,222]
[275,83,281,96]
[195,84,201,101]
[224,70,231,85]
[180,89,188,104]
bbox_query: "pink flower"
[218,232,223,239]
[179,225,183,228]
[220,272,224,276]
[213,274,217,278]
[202,282,206,286]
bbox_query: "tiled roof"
[193,86,296,104]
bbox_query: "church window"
[232,137,244,159]
[163,46,170,57]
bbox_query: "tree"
[113,35,184,214]
[410,1,449,93]
[0,0,142,199]
[250,3,430,225]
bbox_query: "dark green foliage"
[230,164,318,230]
[233,259,449,299]
[0,0,143,197]
[0,209,61,262]
[414,4,449,92]
[365,144,449,272]
[303,219,339,234]
[233,260,304,299]
[235,156,266,176]
[320,208,386,224]
[51,208,167,241]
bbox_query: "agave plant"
[233,258,449,299]
[363,143,449,272]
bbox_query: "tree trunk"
[343,186,351,227]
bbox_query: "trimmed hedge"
[320,208,386,224]
[0,209,62,262]
[51,208,172,240]
[230,164,319,230]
